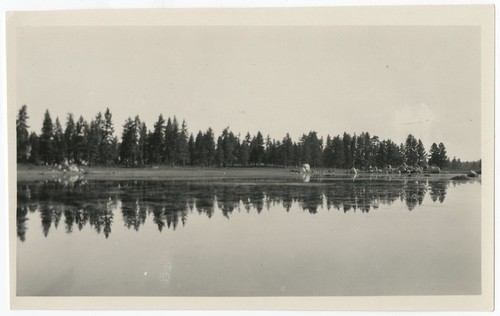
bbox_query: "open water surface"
[16,175,481,296]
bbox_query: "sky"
[15,25,481,161]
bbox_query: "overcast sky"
[16,25,481,161]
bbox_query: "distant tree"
[74,116,88,164]
[28,132,40,164]
[53,117,65,163]
[332,136,345,168]
[39,110,54,164]
[428,142,448,168]
[187,134,196,165]
[388,140,404,166]
[16,105,30,162]
[203,128,216,166]
[149,114,165,165]
[322,135,334,168]
[238,132,251,166]
[343,133,353,168]
[215,135,224,166]
[450,157,459,170]
[281,133,294,167]
[193,131,204,166]
[438,142,449,168]
[376,140,388,167]
[404,134,419,165]
[137,119,147,166]
[100,108,116,165]
[120,117,140,166]
[250,132,265,165]
[264,136,279,166]
[307,131,323,168]
[176,120,189,165]
[64,114,76,162]
[164,117,176,165]
[416,139,427,166]
[86,113,104,165]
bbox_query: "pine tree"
[176,120,189,165]
[332,136,345,168]
[150,114,165,165]
[86,113,104,165]
[188,134,196,165]
[438,142,449,168]
[64,113,76,163]
[53,117,64,163]
[343,132,353,168]
[40,110,54,164]
[249,132,265,165]
[28,132,40,164]
[404,134,418,166]
[215,135,224,166]
[416,139,427,167]
[120,117,140,167]
[16,105,30,162]
[282,133,294,167]
[164,118,174,165]
[428,143,440,167]
[194,131,204,166]
[238,132,251,166]
[101,108,116,166]
[203,128,216,166]
[74,116,88,164]
[137,119,147,166]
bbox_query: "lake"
[16,175,481,296]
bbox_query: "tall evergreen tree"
[437,142,449,168]
[64,113,76,162]
[28,132,40,164]
[86,113,104,165]
[176,120,189,165]
[149,114,166,164]
[203,128,216,166]
[250,132,265,165]
[53,117,65,163]
[187,134,196,165]
[39,110,54,164]
[342,133,353,168]
[137,119,147,166]
[428,143,440,167]
[164,118,175,165]
[332,135,345,168]
[120,117,140,166]
[74,116,88,164]
[238,132,251,166]
[416,139,427,166]
[100,108,116,165]
[404,134,419,165]
[16,105,30,162]
[282,133,294,167]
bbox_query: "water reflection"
[17,178,474,241]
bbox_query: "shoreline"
[16,164,473,182]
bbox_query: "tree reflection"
[429,181,448,203]
[17,178,458,240]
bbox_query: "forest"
[16,105,481,171]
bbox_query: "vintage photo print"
[6,5,494,311]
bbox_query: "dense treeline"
[16,105,480,170]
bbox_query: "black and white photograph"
[4,3,495,312]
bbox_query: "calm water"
[16,176,481,296]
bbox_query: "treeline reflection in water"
[17,178,471,241]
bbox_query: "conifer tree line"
[16,105,480,170]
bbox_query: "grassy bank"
[16,163,472,182]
